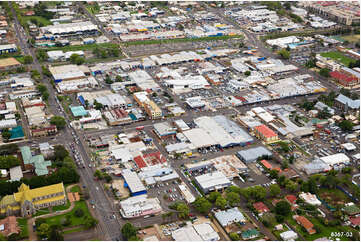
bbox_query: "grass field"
[40,43,119,52]
[320,51,356,66]
[123,35,244,46]
[342,34,360,43]
[23,16,52,26]
[52,200,71,212]
[63,226,86,235]
[33,208,50,217]
[17,218,29,238]
[317,188,351,207]
[45,201,92,228]
[70,185,81,193]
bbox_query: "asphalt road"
[10,4,123,240]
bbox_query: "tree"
[225,185,241,194]
[269,184,281,197]
[121,223,138,240]
[207,191,221,203]
[269,169,279,179]
[50,116,66,129]
[338,120,354,131]
[0,156,21,169]
[244,70,251,76]
[275,201,291,216]
[193,197,212,215]
[229,232,240,241]
[285,180,298,192]
[278,49,290,59]
[105,75,113,84]
[74,207,84,217]
[103,173,113,183]
[215,196,227,209]
[226,192,240,207]
[319,68,330,77]
[284,2,291,10]
[317,107,332,119]
[31,70,41,80]
[69,54,85,65]
[48,225,63,241]
[94,170,103,179]
[305,59,316,68]
[84,216,98,229]
[115,75,123,82]
[93,99,103,110]
[24,55,33,64]
[53,145,69,161]
[37,223,50,239]
[1,129,11,141]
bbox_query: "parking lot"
[146,179,185,206]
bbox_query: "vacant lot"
[342,34,360,43]
[320,51,356,66]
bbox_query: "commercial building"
[194,171,231,194]
[49,64,86,83]
[24,106,46,127]
[171,222,219,241]
[320,153,350,167]
[20,146,52,176]
[121,169,146,196]
[303,159,331,175]
[119,195,162,218]
[236,146,273,163]
[40,21,98,36]
[144,101,162,119]
[0,183,66,217]
[153,122,177,139]
[253,124,279,143]
[185,96,206,109]
[0,58,21,70]
[0,44,17,54]
[178,183,195,203]
[334,94,360,111]
[214,207,246,227]
[9,166,23,182]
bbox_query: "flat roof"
[122,169,146,194]
[70,106,88,117]
[320,153,350,166]
[195,171,230,190]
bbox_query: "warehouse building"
[194,171,231,194]
[236,146,273,163]
[40,21,98,36]
[121,169,147,196]
[320,153,350,167]
[172,222,219,241]
[0,44,17,55]
[49,65,86,83]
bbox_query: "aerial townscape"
[0,1,359,241]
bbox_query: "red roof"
[294,215,315,234]
[260,160,272,169]
[254,125,277,138]
[285,195,297,204]
[253,202,270,213]
[134,156,147,168]
[350,217,360,226]
[330,71,357,83]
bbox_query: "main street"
[10,4,123,241]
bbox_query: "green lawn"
[33,208,50,217]
[70,185,81,193]
[45,201,92,228]
[317,188,351,207]
[17,218,29,239]
[63,226,86,235]
[52,200,71,212]
[123,35,244,46]
[23,16,52,26]
[320,51,356,66]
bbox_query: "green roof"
[9,126,24,140]
[20,146,51,176]
[344,205,359,215]
[70,106,88,117]
[241,229,259,239]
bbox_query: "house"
[253,202,270,215]
[214,207,246,227]
[0,216,20,237]
[280,230,298,241]
[349,217,360,228]
[343,203,360,216]
[241,228,260,240]
[285,195,298,210]
[299,192,321,206]
[0,183,66,217]
[293,215,316,234]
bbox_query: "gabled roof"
[285,195,297,204]
[253,202,270,213]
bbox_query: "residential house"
[0,216,20,237]
[293,215,316,234]
[253,202,270,216]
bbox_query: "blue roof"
[10,126,24,140]
[335,94,360,109]
[78,95,85,106]
[70,106,88,117]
